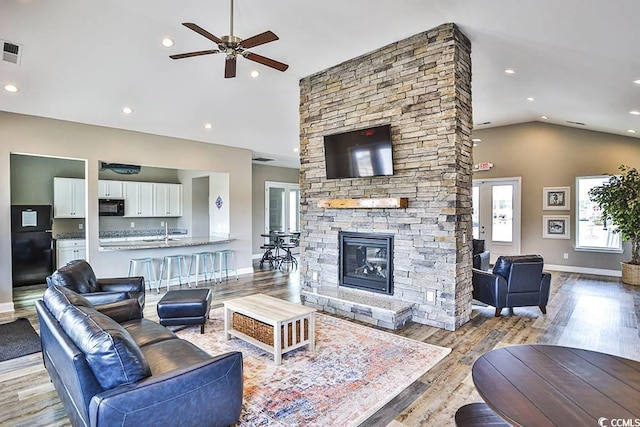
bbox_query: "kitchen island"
[99,236,234,251]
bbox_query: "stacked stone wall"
[299,23,473,330]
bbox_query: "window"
[576,176,622,252]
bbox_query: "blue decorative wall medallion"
[215,195,223,209]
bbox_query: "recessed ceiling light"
[628,129,637,133]
[473,143,478,147]
[250,70,260,78]
[540,115,548,120]
[293,147,299,153]
[472,138,482,142]
[161,37,174,48]
[634,79,640,85]
[526,97,535,101]
[630,110,640,115]
[3,84,18,93]
[204,123,213,129]
[122,106,133,115]
[504,69,515,74]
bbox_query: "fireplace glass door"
[339,232,394,295]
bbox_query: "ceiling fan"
[169,0,289,78]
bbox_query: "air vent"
[566,120,586,126]
[252,157,275,162]
[2,40,22,65]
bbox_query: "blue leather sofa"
[36,285,243,427]
[472,254,551,317]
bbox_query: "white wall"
[0,112,252,308]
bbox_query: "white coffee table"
[224,293,316,365]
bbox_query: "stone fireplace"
[298,23,473,331]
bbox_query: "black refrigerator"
[11,205,54,287]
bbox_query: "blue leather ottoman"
[157,289,212,334]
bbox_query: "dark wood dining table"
[472,344,640,426]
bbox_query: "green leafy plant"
[588,165,640,265]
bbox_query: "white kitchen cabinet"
[53,177,86,218]
[123,181,154,217]
[98,180,124,198]
[154,183,182,217]
[56,239,86,268]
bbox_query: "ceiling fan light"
[250,70,260,78]
[161,37,174,48]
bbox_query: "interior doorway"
[191,176,210,237]
[472,177,522,262]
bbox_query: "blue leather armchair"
[472,255,551,317]
[36,285,243,427]
[47,259,146,309]
[472,239,490,271]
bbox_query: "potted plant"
[588,165,640,285]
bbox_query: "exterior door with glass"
[265,181,300,234]
[472,178,521,262]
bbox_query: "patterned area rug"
[176,308,450,426]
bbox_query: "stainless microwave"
[99,199,125,216]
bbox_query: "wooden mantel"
[317,197,408,209]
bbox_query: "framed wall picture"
[543,186,570,210]
[543,215,570,239]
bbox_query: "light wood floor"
[1,265,638,426]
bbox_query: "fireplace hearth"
[339,231,394,295]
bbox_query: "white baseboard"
[252,253,263,260]
[545,264,621,277]
[0,302,15,313]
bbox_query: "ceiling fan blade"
[182,23,224,44]
[169,49,220,60]
[225,56,237,78]
[240,30,279,49]
[243,52,289,72]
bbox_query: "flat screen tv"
[323,124,393,179]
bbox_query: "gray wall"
[0,111,252,309]
[98,164,179,183]
[251,163,299,254]
[10,154,84,205]
[473,121,640,273]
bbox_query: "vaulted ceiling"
[1,1,639,167]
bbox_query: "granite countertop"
[99,236,233,251]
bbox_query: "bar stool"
[188,251,217,287]
[159,254,189,292]
[214,249,238,281]
[128,257,158,292]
